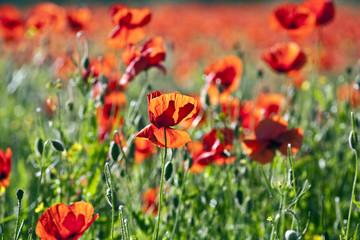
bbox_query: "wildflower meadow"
[1,0,360,239]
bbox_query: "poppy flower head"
[270,3,316,37]
[204,55,243,93]
[120,37,166,87]
[301,0,335,26]
[242,116,303,164]
[66,7,91,32]
[262,42,307,74]
[0,5,24,42]
[147,91,197,128]
[108,4,151,49]
[137,91,197,149]
[0,148,12,187]
[36,201,99,240]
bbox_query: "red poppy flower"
[26,2,66,33]
[204,55,242,93]
[108,4,151,49]
[66,7,91,32]
[134,138,156,163]
[142,188,158,215]
[242,116,303,164]
[337,82,360,108]
[97,91,126,142]
[269,3,316,37]
[187,129,234,173]
[119,37,166,87]
[0,148,12,187]
[180,95,205,130]
[136,91,197,149]
[301,0,335,26]
[83,54,116,82]
[262,42,307,74]
[0,5,24,42]
[36,201,98,240]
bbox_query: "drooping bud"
[51,140,65,152]
[284,230,298,240]
[349,130,358,151]
[109,141,120,162]
[164,161,173,181]
[35,137,44,156]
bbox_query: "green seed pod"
[285,230,298,240]
[51,140,65,152]
[235,190,243,205]
[109,141,120,162]
[164,161,173,181]
[35,137,44,156]
[16,189,24,201]
[349,130,358,151]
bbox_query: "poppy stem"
[260,165,273,198]
[287,144,298,230]
[345,112,358,240]
[105,163,115,240]
[30,140,50,240]
[13,192,22,240]
[153,126,167,240]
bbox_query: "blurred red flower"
[36,201,98,240]
[269,3,316,37]
[0,148,12,188]
[66,7,92,32]
[142,188,158,215]
[119,37,166,87]
[134,138,156,163]
[0,5,24,42]
[26,2,66,33]
[301,0,335,26]
[108,4,151,49]
[136,91,197,149]
[262,42,307,74]
[242,116,303,164]
[204,55,242,94]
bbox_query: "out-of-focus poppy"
[26,2,66,33]
[337,82,360,108]
[142,188,158,215]
[136,91,197,149]
[119,37,166,87]
[134,138,156,163]
[188,129,234,173]
[269,3,316,37]
[66,7,91,32]
[204,55,242,94]
[301,0,335,26]
[108,4,151,49]
[242,116,303,164]
[0,5,24,42]
[83,54,116,82]
[0,148,12,188]
[44,96,58,117]
[97,91,126,142]
[262,42,307,74]
[36,201,98,240]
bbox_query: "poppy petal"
[275,128,304,156]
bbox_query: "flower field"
[1,0,360,239]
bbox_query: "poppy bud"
[235,190,243,205]
[205,92,211,107]
[51,140,65,152]
[164,161,173,181]
[349,130,358,151]
[66,100,74,112]
[81,56,90,70]
[16,189,24,201]
[257,69,263,78]
[35,137,44,156]
[109,141,120,162]
[287,169,294,188]
[187,157,193,169]
[346,66,353,76]
[106,188,120,209]
[183,150,189,160]
[127,141,136,161]
[284,230,298,240]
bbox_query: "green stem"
[260,165,273,198]
[153,126,167,240]
[288,144,298,230]
[170,168,189,239]
[13,199,21,240]
[30,140,50,239]
[105,163,115,240]
[345,112,358,240]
